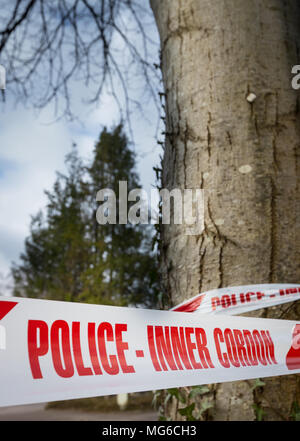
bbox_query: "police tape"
[172,284,300,315]
[0,296,299,407]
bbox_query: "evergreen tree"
[12,126,160,308]
[80,124,159,307]
[12,146,90,301]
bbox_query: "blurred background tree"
[12,124,160,308]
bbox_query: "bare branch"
[0,0,161,135]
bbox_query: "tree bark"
[150,0,300,420]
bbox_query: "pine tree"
[12,126,160,308]
[80,124,159,307]
[12,145,90,301]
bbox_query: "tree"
[0,0,160,134]
[3,0,300,421]
[150,0,300,421]
[12,126,160,308]
[80,124,160,307]
[12,146,91,301]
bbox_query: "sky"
[0,11,162,296]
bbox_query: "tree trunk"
[150,0,300,421]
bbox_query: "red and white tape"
[172,284,300,315]
[0,294,299,407]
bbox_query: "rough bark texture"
[150,0,300,421]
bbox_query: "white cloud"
[0,107,73,290]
